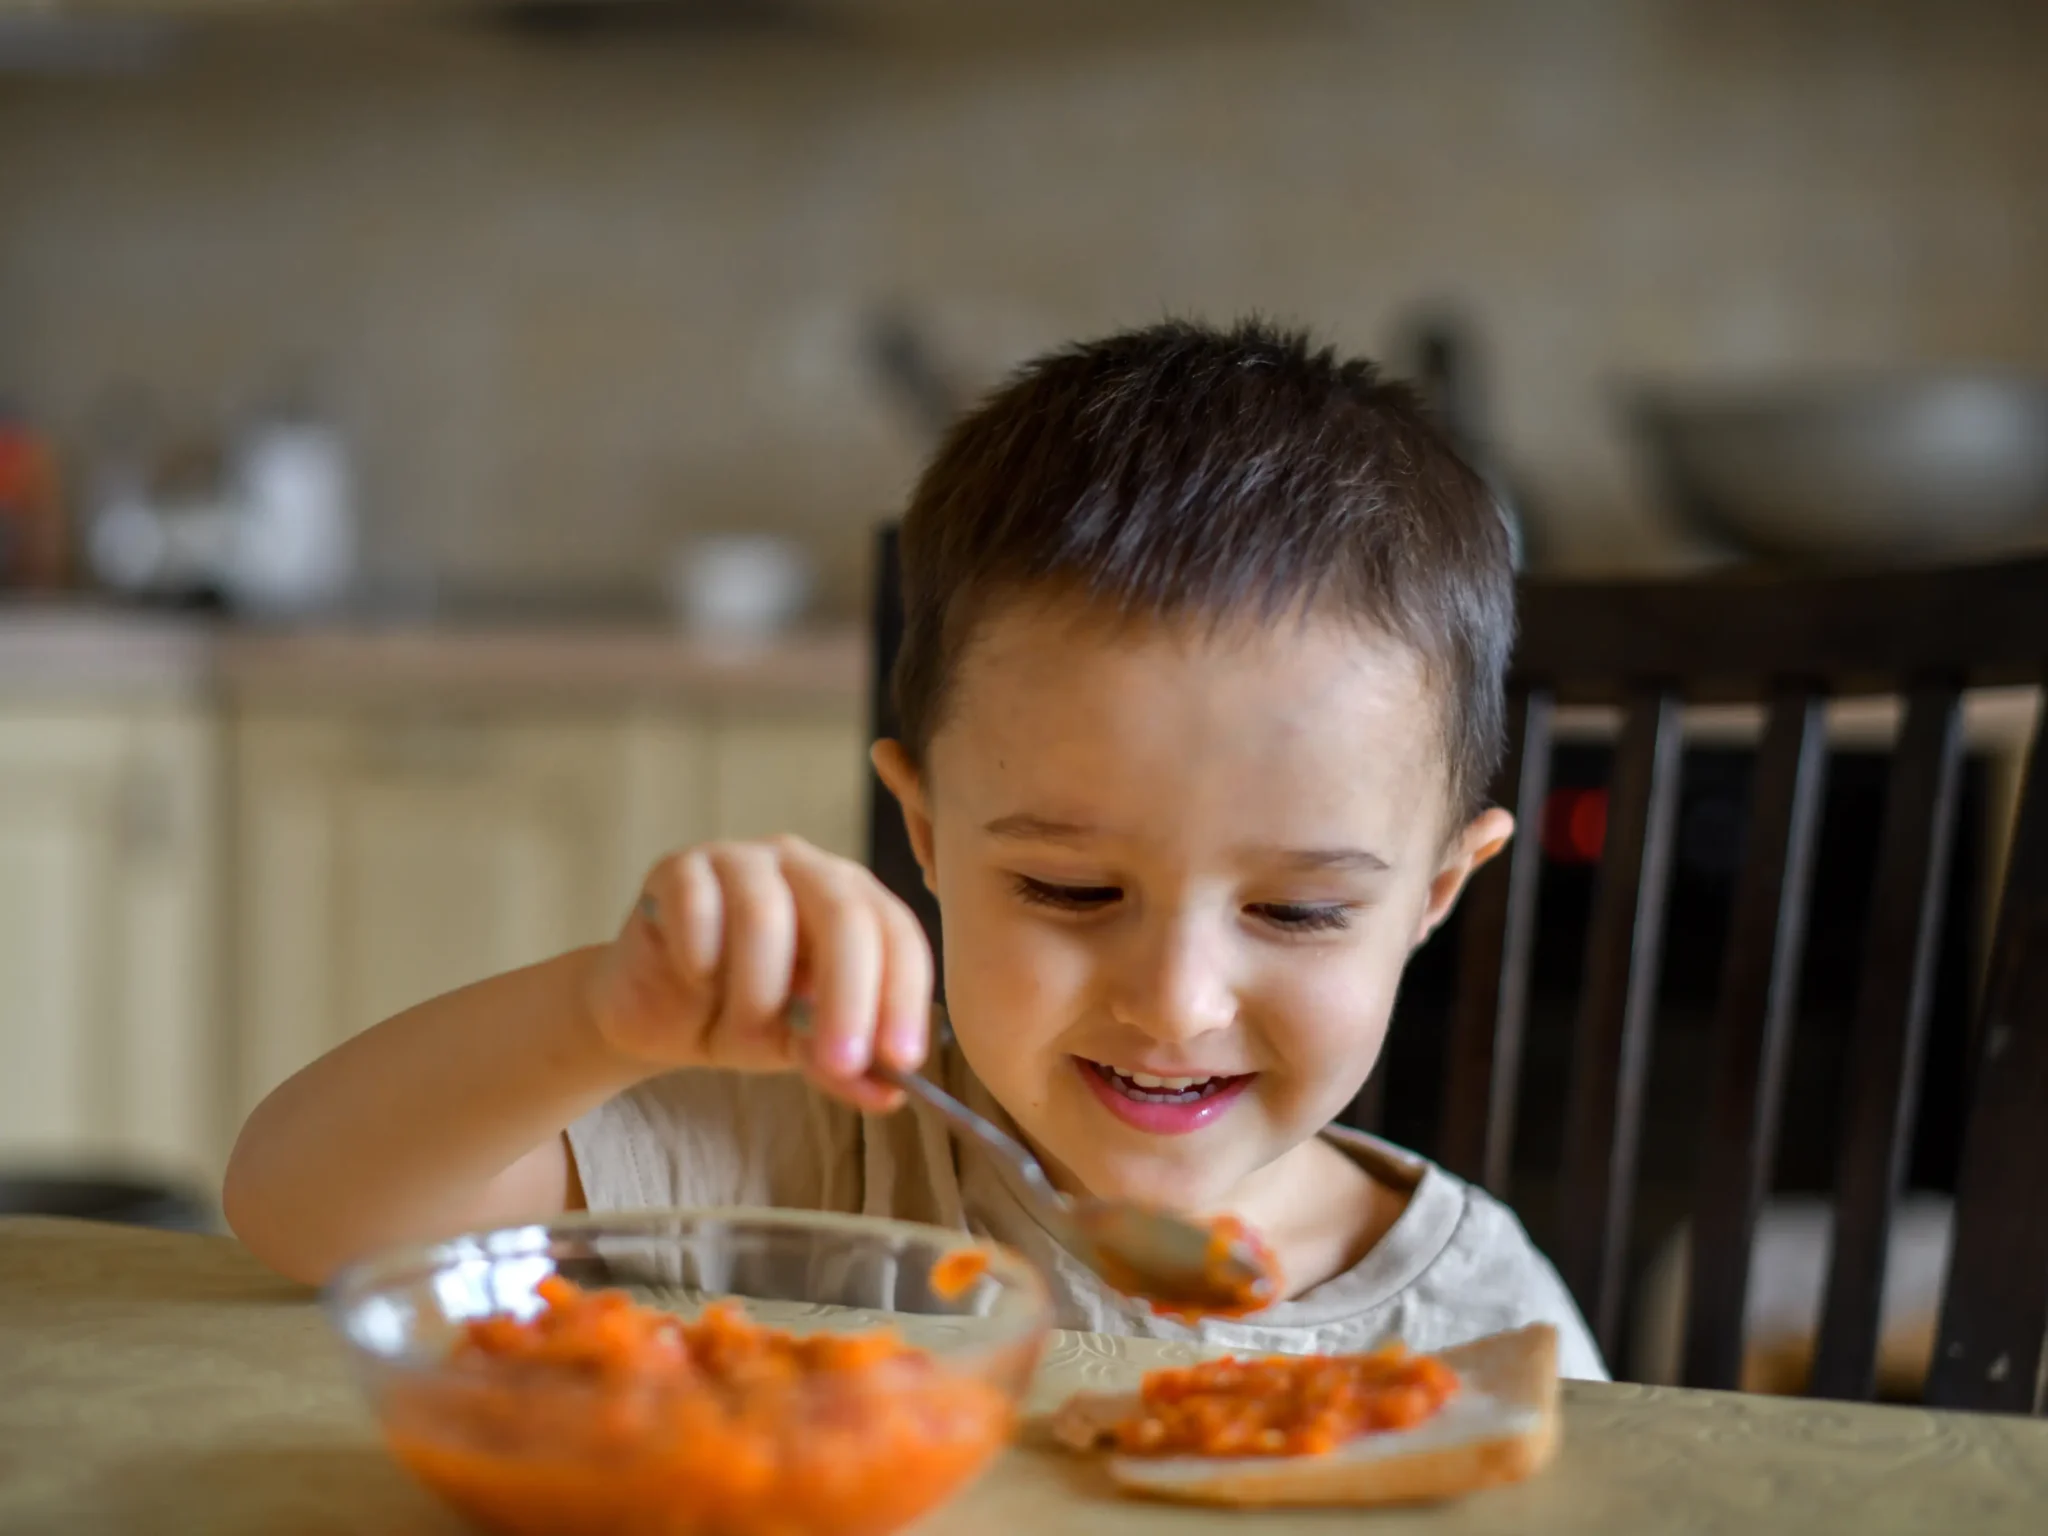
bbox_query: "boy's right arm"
[221,837,934,1286]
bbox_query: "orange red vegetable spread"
[928,1248,990,1300]
[381,1276,1013,1536]
[1100,1213,1284,1323]
[1110,1344,1459,1458]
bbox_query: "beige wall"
[2,0,2045,615]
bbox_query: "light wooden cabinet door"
[229,700,866,1124]
[708,711,867,858]
[230,709,656,1118]
[0,704,221,1182]
[612,706,868,861]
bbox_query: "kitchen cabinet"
[0,703,221,1183]
[0,613,871,1191]
[708,716,873,851]
[229,701,865,1121]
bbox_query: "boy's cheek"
[938,885,1083,1017]
[1263,949,1405,1060]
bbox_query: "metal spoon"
[786,999,1273,1317]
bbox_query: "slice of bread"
[1049,1322,1559,1509]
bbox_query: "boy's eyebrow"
[983,813,1097,845]
[1266,845,1393,874]
[982,814,1392,872]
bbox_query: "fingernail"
[826,1035,868,1075]
[885,1021,925,1068]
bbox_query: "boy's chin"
[1060,1146,1254,1217]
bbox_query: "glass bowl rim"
[323,1204,1056,1369]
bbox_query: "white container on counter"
[664,535,814,643]
[225,418,356,619]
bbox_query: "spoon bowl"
[787,1001,1277,1318]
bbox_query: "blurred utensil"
[1630,373,2048,565]
[862,306,966,444]
[784,998,1272,1317]
[1399,309,1530,570]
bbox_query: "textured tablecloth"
[4,1216,2046,1534]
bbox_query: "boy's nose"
[1107,917,1237,1045]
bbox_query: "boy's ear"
[870,739,939,891]
[1411,807,1515,950]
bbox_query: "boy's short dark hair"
[892,318,1516,819]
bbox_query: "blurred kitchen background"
[1,0,2044,1375]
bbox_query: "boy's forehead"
[932,597,1456,832]
[951,592,1431,712]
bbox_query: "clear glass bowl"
[326,1208,1053,1536]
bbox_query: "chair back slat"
[1559,686,1685,1357]
[1809,681,1967,1400]
[1928,710,2048,1414]
[864,526,945,965]
[1682,686,1830,1390]
[1513,556,2048,687]
[1441,687,1555,1195]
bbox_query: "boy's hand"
[583,837,935,1111]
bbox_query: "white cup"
[666,535,813,642]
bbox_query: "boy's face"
[875,597,1510,1219]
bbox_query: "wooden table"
[5,1217,2047,1534]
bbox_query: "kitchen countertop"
[0,603,2038,744]
[5,1216,2047,1535]
[0,602,868,708]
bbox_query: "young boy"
[224,319,1606,1380]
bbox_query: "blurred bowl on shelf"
[1629,373,2048,565]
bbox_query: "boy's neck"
[1248,1135,1412,1300]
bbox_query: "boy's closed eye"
[1011,873,1121,911]
[1008,874,1358,934]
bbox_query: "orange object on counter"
[380,1277,1015,1536]
[1099,1212,1284,1323]
[929,1248,990,1300]
[1110,1344,1459,1459]
[0,420,65,590]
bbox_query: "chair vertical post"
[1441,687,1555,1196]
[863,525,944,977]
[1928,708,2048,1415]
[1560,686,1685,1358]
[1683,686,1828,1390]
[1810,681,1965,1401]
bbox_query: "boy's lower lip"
[1074,1057,1254,1135]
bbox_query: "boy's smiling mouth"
[1076,1058,1255,1135]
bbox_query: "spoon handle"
[784,999,1066,1208]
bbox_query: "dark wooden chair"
[1434,556,2048,1414]
[865,525,944,993]
[864,524,2048,1414]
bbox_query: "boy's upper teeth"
[1124,1070,1210,1089]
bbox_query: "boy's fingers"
[873,889,935,1073]
[802,1070,905,1115]
[779,843,885,1080]
[704,842,800,1054]
[630,851,726,1047]
[639,850,724,987]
